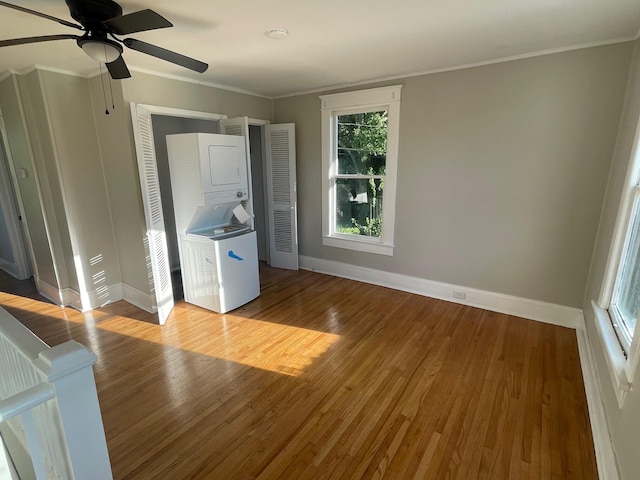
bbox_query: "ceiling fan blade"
[0,34,79,48]
[123,38,208,73]
[0,1,83,31]
[103,9,172,35]
[106,56,131,79]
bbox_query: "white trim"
[576,327,621,480]
[7,74,62,300]
[33,277,155,313]
[8,65,270,99]
[299,255,583,329]
[0,259,25,280]
[4,38,636,101]
[320,85,402,109]
[134,104,227,122]
[321,86,401,256]
[322,235,394,256]
[30,276,59,305]
[247,118,271,126]
[591,301,631,406]
[124,67,271,98]
[79,283,124,312]
[277,37,637,99]
[35,278,79,308]
[121,283,156,313]
[60,288,82,311]
[598,103,640,307]
[19,65,87,79]
[0,114,31,280]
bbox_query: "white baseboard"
[35,276,155,313]
[36,279,83,310]
[121,284,156,313]
[76,283,155,313]
[61,288,83,311]
[576,327,620,480]
[0,258,29,281]
[75,283,124,312]
[299,255,583,329]
[36,278,66,305]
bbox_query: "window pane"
[337,111,387,175]
[614,201,640,338]
[335,178,383,237]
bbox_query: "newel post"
[33,340,113,480]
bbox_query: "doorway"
[149,115,270,302]
[0,114,32,281]
[131,104,297,325]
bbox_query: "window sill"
[323,235,394,256]
[591,300,632,407]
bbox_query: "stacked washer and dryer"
[166,132,260,314]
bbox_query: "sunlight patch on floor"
[0,294,85,324]
[96,306,341,377]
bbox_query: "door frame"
[0,113,33,280]
[130,104,271,321]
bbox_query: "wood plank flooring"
[0,266,597,479]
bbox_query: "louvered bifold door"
[131,104,174,324]
[265,124,298,270]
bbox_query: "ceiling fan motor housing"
[65,0,122,30]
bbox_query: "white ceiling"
[1,0,639,98]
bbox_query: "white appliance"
[166,132,260,313]
[181,231,259,313]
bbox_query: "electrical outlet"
[453,290,466,300]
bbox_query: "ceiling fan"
[0,0,208,79]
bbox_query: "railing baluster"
[20,409,48,480]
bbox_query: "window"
[320,86,401,256]
[594,125,640,406]
[610,188,640,353]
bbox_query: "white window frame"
[594,117,640,407]
[610,186,640,352]
[320,85,401,256]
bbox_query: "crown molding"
[276,36,637,99]
[17,64,88,78]
[126,67,270,98]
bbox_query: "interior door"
[130,104,173,325]
[265,124,298,270]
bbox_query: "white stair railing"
[0,306,112,480]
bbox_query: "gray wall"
[38,70,121,301]
[18,71,79,292]
[583,39,640,480]
[274,43,633,308]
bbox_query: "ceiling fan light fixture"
[78,38,122,63]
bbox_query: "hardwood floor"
[0,266,597,479]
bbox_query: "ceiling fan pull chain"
[108,73,115,111]
[99,63,109,115]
